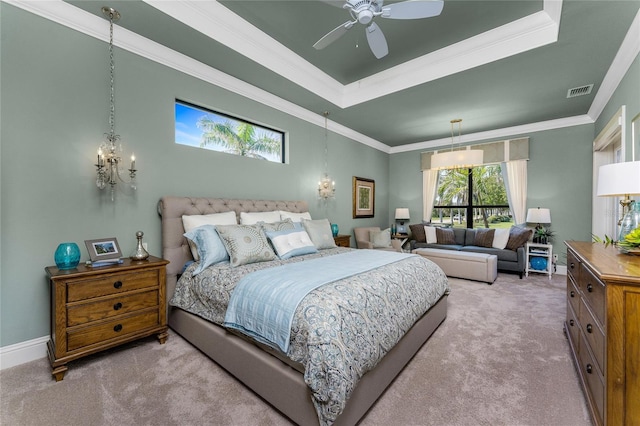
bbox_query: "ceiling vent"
[567,84,594,98]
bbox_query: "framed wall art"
[353,176,375,218]
[84,237,122,262]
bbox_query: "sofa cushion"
[436,228,456,244]
[463,246,518,262]
[473,228,495,247]
[453,228,466,245]
[416,243,463,251]
[506,226,533,250]
[409,223,426,243]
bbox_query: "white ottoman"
[413,248,498,284]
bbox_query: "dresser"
[564,241,640,426]
[46,256,169,381]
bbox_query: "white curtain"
[422,169,439,222]
[501,160,528,225]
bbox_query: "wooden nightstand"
[334,234,351,247]
[45,256,169,381]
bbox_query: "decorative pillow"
[409,223,426,243]
[215,224,277,267]
[492,228,510,250]
[239,211,281,225]
[474,228,496,248]
[183,225,229,275]
[506,226,533,251]
[259,218,296,232]
[435,227,456,245]
[302,219,337,250]
[424,226,438,244]
[279,211,312,223]
[370,228,392,248]
[182,211,237,260]
[265,229,318,259]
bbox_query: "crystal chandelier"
[95,7,137,201]
[431,119,484,170]
[318,111,336,200]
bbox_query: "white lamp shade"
[431,149,484,170]
[395,208,410,220]
[597,161,640,196]
[526,208,551,224]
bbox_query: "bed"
[158,196,449,425]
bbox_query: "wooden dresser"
[334,234,351,247]
[564,241,640,426]
[46,256,169,381]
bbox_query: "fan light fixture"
[95,7,138,201]
[318,111,336,200]
[431,119,484,170]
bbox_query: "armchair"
[353,227,403,252]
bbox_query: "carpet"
[0,273,591,425]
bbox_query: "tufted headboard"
[157,196,309,300]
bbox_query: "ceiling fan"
[313,0,444,59]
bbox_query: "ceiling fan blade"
[365,22,388,59]
[381,0,444,20]
[314,21,356,50]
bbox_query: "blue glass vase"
[54,243,81,270]
[530,256,547,271]
[331,223,339,237]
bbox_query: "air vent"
[567,84,594,98]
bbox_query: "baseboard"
[0,335,48,370]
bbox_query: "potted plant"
[534,227,555,244]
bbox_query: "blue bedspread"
[224,250,412,352]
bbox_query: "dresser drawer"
[579,298,605,373]
[579,264,605,324]
[578,332,604,424]
[567,249,580,282]
[67,270,159,302]
[567,276,580,316]
[67,310,159,351]
[67,290,159,327]
[566,300,580,348]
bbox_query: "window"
[175,100,285,163]
[432,165,512,229]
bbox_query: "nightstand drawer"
[579,264,605,324]
[67,290,159,326]
[67,270,159,302]
[67,310,159,351]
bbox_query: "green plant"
[592,233,616,246]
[618,226,640,250]
[534,227,555,243]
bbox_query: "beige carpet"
[1,273,591,426]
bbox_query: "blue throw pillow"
[265,228,318,259]
[183,225,229,275]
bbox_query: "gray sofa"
[410,226,528,278]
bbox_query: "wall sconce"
[95,7,137,201]
[318,111,335,200]
[395,208,410,234]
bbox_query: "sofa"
[409,224,532,278]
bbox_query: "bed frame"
[158,196,448,425]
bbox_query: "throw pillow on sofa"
[424,226,437,243]
[474,228,495,247]
[506,226,533,250]
[492,228,510,249]
[409,223,426,243]
[435,227,456,244]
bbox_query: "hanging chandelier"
[318,111,336,200]
[95,7,137,201]
[431,119,483,170]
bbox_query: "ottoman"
[413,248,498,284]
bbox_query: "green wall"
[0,5,389,347]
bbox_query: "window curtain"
[422,169,439,222]
[501,160,528,225]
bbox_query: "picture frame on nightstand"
[84,237,121,262]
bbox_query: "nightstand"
[525,242,553,279]
[392,234,409,252]
[334,234,351,247]
[45,256,169,381]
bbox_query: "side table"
[334,234,351,247]
[525,242,553,279]
[392,233,409,252]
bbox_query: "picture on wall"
[353,176,375,218]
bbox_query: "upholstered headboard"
[157,196,309,300]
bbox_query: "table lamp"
[597,161,640,239]
[395,208,410,234]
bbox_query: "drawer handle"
[113,281,123,289]
[586,324,593,333]
[113,324,123,332]
[113,302,123,311]
[570,262,575,269]
[586,364,593,374]
[587,283,593,293]
[570,290,575,298]
[569,319,574,327]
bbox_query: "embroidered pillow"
[182,211,237,260]
[506,226,533,250]
[259,218,296,232]
[424,226,438,244]
[435,227,456,244]
[302,219,337,250]
[409,223,426,243]
[215,224,277,267]
[183,225,229,275]
[370,228,392,248]
[239,210,281,225]
[279,211,312,223]
[265,229,318,259]
[474,228,496,248]
[492,228,510,250]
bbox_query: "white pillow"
[240,211,281,225]
[424,226,437,244]
[370,228,392,248]
[279,210,312,223]
[182,211,238,260]
[302,219,337,250]
[492,228,510,250]
[265,229,318,259]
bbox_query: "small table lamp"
[526,207,551,237]
[395,208,410,234]
[597,161,640,240]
